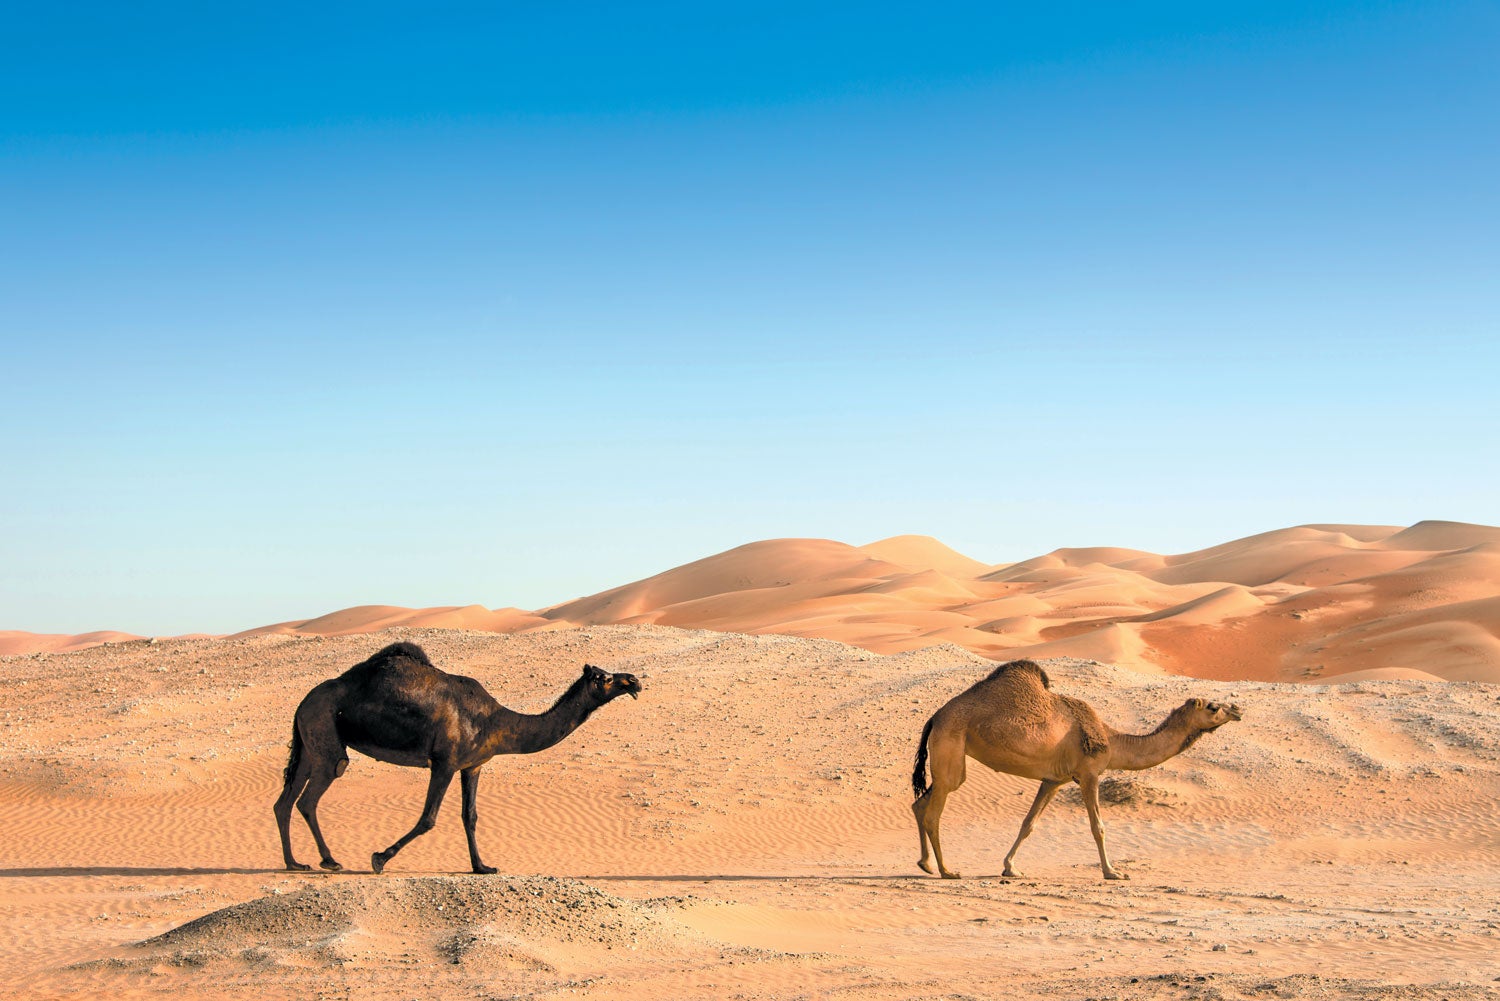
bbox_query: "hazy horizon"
[4,2,1497,636]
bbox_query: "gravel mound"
[133,875,705,971]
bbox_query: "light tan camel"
[911,659,1241,880]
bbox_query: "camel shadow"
[0,867,914,882]
[0,866,289,878]
[576,873,932,883]
[0,867,1048,884]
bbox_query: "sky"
[3,2,1497,636]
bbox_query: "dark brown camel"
[911,659,1241,880]
[274,641,641,874]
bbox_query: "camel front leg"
[460,767,496,874]
[1002,780,1062,878]
[1079,775,1127,880]
[372,765,455,874]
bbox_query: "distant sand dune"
[7,520,1498,682]
[233,604,552,638]
[857,534,996,577]
[0,630,145,657]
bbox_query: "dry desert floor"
[4,625,1500,999]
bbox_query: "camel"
[911,659,1241,880]
[274,641,641,874]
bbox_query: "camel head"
[1182,698,1243,731]
[582,664,642,703]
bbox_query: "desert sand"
[9,521,1497,684]
[4,625,1499,999]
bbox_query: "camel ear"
[583,664,604,679]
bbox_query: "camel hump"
[985,659,1050,689]
[365,641,434,668]
[1058,694,1110,757]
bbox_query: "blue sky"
[3,2,1497,635]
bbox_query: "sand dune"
[528,519,1500,682]
[0,630,145,657]
[541,538,907,624]
[4,626,1499,998]
[7,520,1499,683]
[235,604,552,638]
[857,534,997,577]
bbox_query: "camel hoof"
[472,864,498,875]
[1002,869,1022,879]
[917,859,934,875]
[1105,871,1130,880]
[286,861,311,872]
[319,859,343,872]
[371,852,390,874]
[941,871,963,880]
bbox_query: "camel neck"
[485,678,601,756]
[1106,709,1203,771]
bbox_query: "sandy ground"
[4,625,1499,999]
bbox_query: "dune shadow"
[0,866,290,878]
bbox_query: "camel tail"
[282,722,303,790]
[911,714,937,799]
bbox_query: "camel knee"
[414,816,437,835]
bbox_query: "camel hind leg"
[912,793,933,872]
[914,733,966,878]
[278,698,350,872]
[296,756,349,871]
[273,726,313,871]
